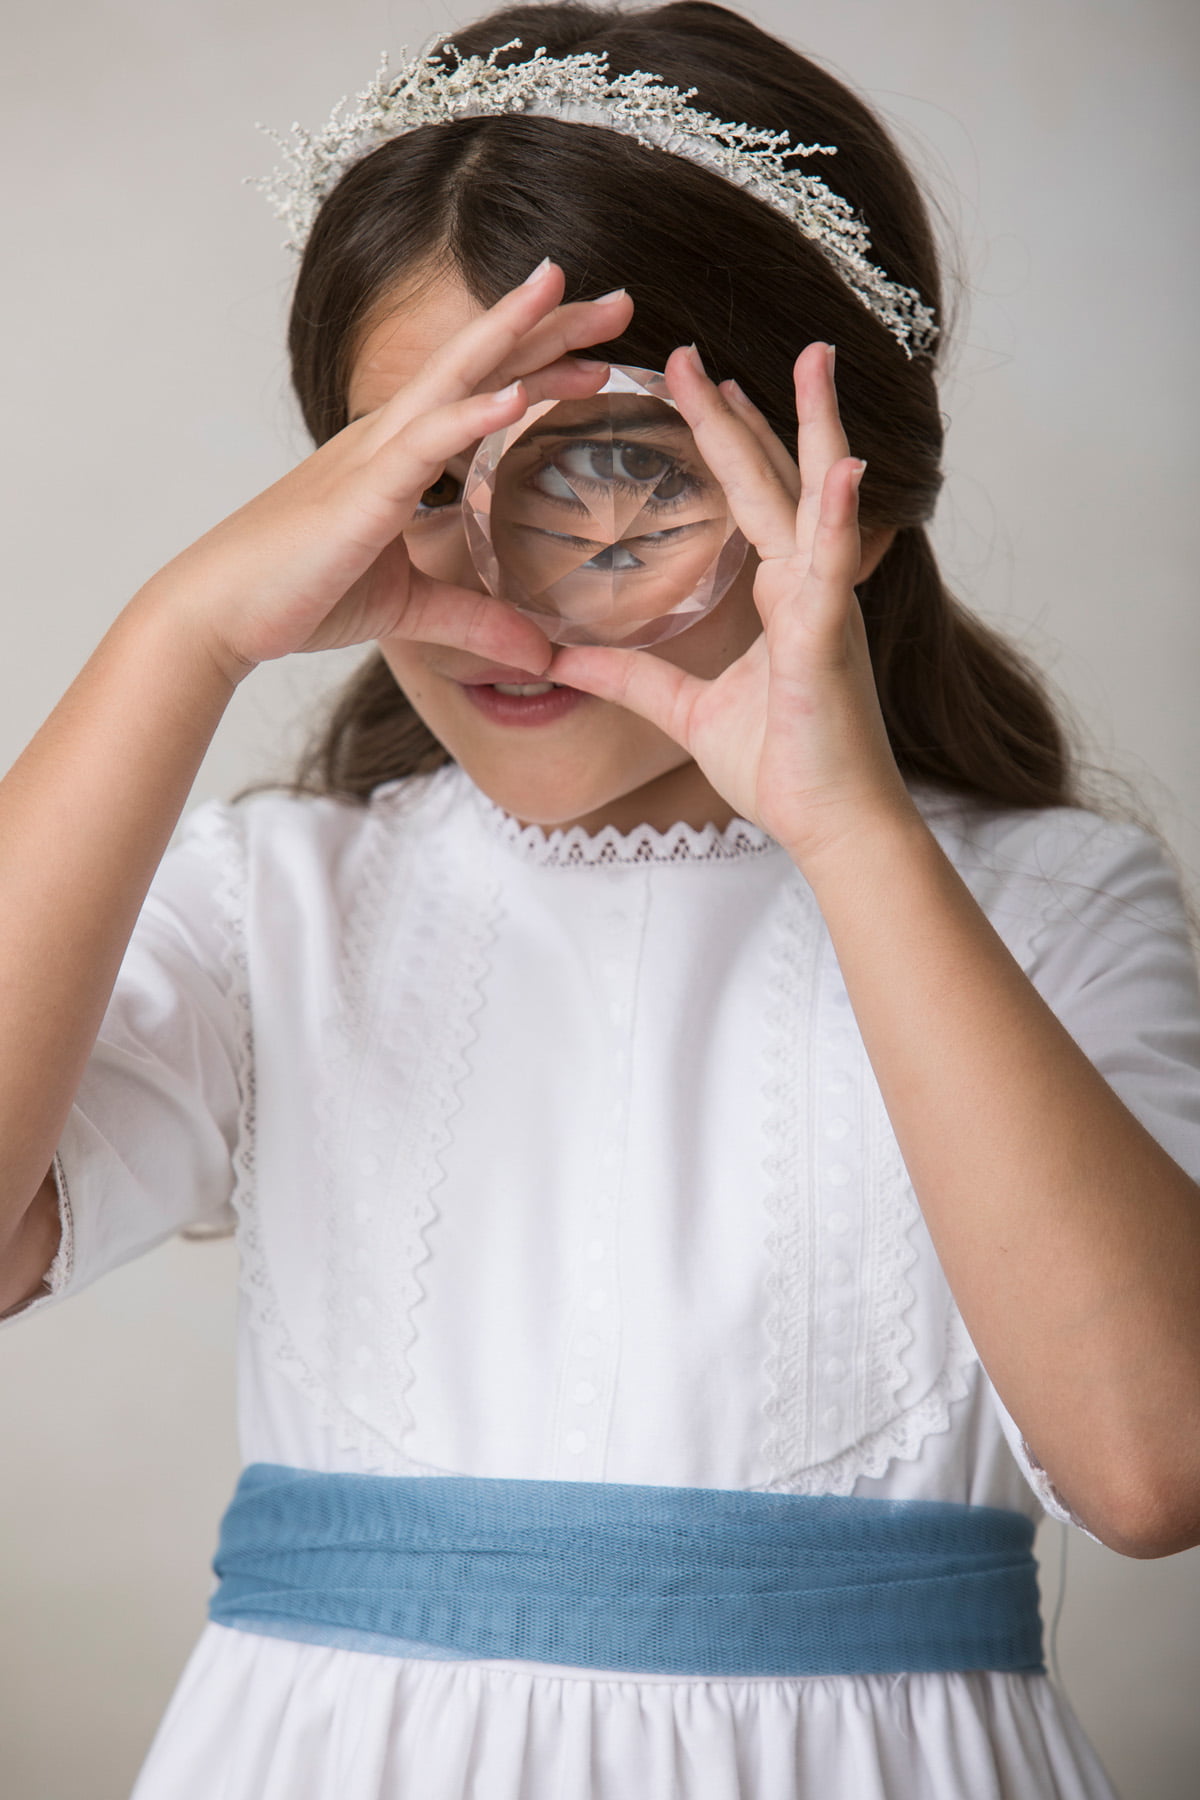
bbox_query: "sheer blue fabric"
[210,1463,1044,1676]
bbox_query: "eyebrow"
[521,408,691,443]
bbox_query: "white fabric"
[12,761,1200,1798]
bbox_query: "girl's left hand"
[547,342,921,870]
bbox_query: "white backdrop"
[0,3,1197,1796]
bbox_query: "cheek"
[376,642,439,716]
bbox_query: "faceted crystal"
[463,366,747,649]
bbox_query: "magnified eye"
[416,470,463,513]
[612,443,686,494]
[531,439,693,501]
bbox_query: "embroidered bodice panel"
[30,757,1200,1529]
[223,764,995,1493]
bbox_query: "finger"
[800,457,866,637]
[370,259,567,433]
[485,290,634,387]
[663,346,798,565]
[718,380,802,504]
[519,354,611,408]
[362,380,532,516]
[794,343,852,551]
[381,271,631,431]
[547,642,703,747]
[395,568,555,674]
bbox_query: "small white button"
[822,1406,842,1433]
[577,1334,602,1358]
[354,1345,373,1369]
[564,1429,588,1455]
[352,1246,371,1270]
[350,1392,370,1414]
[826,1073,851,1095]
[586,1238,606,1262]
[354,1295,374,1319]
[587,1288,608,1311]
[572,1380,599,1405]
[825,1117,850,1141]
[825,1307,847,1334]
[352,1201,371,1224]
[828,1163,850,1187]
[826,1211,850,1235]
[824,1356,846,1382]
[827,1260,851,1286]
[358,1153,381,1177]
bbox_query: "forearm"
[798,808,1200,1555]
[0,579,239,1241]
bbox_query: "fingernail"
[825,344,837,373]
[593,288,627,304]
[722,377,748,404]
[850,458,867,488]
[489,379,523,404]
[574,358,610,372]
[521,257,553,285]
[681,343,705,374]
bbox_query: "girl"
[2,3,1199,1795]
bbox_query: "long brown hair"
[275,1,1110,820]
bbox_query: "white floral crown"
[256,39,938,360]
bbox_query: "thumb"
[549,643,699,746]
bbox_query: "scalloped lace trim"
[205,804,347,1431]
[3,1151,79,1322]
[760,875,822,1479]
[312,777,504,1473]
[467,778,778,868]
[205,781,482,1468]
[1016,1434,1093,1534]
[759,872,978,1496]
[45,1151,76,1295]
[763,1313,978,1497]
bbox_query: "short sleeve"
[1,800,246,1328]
[986,813,1200,1525]
[1019,817,1200,1181]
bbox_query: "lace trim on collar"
[467,781,779,868]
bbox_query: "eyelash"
[411,444,703,520]
[538,522,697,553]
[528,442,701,515]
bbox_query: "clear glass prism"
[463,365,748,649]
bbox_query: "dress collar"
[462,772,780,869]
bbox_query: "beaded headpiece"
[257,39,938,359]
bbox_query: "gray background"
[1,2,1197,1795]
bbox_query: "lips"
[458,679,590,728]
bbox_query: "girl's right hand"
[149,261,633,684]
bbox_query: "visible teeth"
[492,682,559,695]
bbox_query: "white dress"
[10,761,1200,1799]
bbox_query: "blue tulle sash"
[209,1463,1044,1676]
